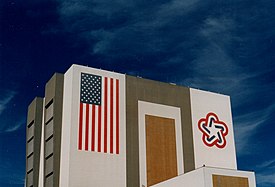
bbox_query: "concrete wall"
[153,167,256,187]
[152,168,205,187]
[190,88,237,169]
[26,97,44,187]
[126,76,195,187]
[59,65,126,187]
[44,73,64,187]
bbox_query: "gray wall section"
[26,97,44,187]
[126,76,195,187]
[44,73,64,187]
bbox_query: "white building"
[26,64,256,187]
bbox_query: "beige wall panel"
[45,138,53,158]
[45,174,53,187]
[27,155,34,172]
[27,139,34,156]
[45,120,53,140]
[27,171,33,187]
[27,124,34,141]
[45,156,53,176]
[45,103,53,123]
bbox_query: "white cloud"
[234,102,275,156]
[89,29,115,55]
[0,90,25,133]
[153,0,200,26]
[56,0,202,59]
[256,159,275,170]
[180,16,241,94]
[4,121,24,133]
[257,172,275,185]
[0,91,16,115]
[59,0,87,17]
[234,116,265,155]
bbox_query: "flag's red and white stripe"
[78,77,119,154]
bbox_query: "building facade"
[25,64,256,187]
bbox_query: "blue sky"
[0,0,275,186]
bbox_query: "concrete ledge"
[152,167,256,187]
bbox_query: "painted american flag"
[78,72,120,154]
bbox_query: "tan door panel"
[213,175,249,187]
[145,115,178,186]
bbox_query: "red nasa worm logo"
[198,112,228,149]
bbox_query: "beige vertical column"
[26,97,44,187]
[43,73,64,187]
